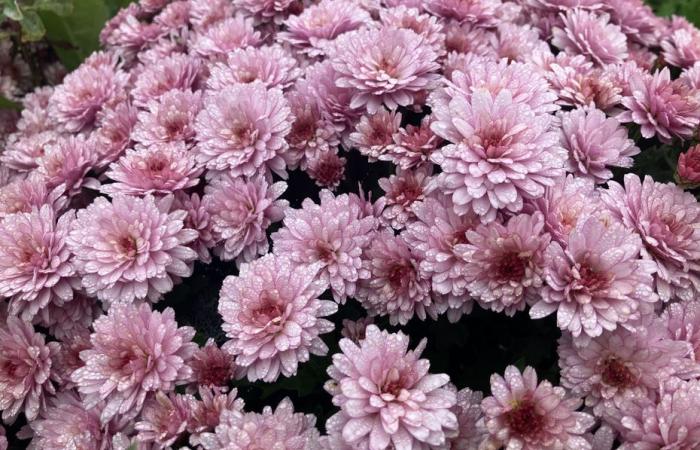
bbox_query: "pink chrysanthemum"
[558,318,699,415]
[464,213,550,316]
[0,205,79,321]
[358,231,437,325]
[101,142,202,197]
[448,387,487,449]
[207,45,301,91]
[378,166,431,230]
[272,190,377,303]
[325,325,457,449]
[663,300,700,360]
[28,391,123,450]
[1,131,58,172]
[36,135,99,197]
[661,22,700,69]
[173,191,216,264]
[93,102,138,168]
[135,391,194,447]
[0,317,59,422]
[559,108,639,184]
[403,194,477,321]
[67,194,198,304]
[203,174,287,264]
[0,174,66,219]
[198,397,321,450]
[302,61,364,132]
[443,22,494,56]
[71,302,196,423]
[194,82,292,178]
[330,27,440,113]
[306,149,347,190]
[234,0,299,21]
[430,89,567,223]
[132,89,202,147]
[189,339,236,389]
[188,387,245,446]
[611,378,700,448]
[602,174,700,302]
[552,9,628,66]
[384,116,441,169]
[188,0,235,30]
[339,317,374,343]
[191,15,261,61]
[530,217,658,337]
[49,58,128,132]
[681,62,700,90]
[279,0,371,57]
[380,5,446,54]
[424,0,500,26]
[349,109,402,161]
[481,365,595,450]
[618,68,700,143]
[37,293,99,341]
[218,254,337,382]
[131,53,201,108]
[606,0,659,47]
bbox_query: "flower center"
[495,252,526,281]
[577,263,609,292]
[315,240,336,262]
[600,357,635,388]
[251,292,284,328]
[291,115,316,144]
[147,153,168,173]
[228,121,257,147]
[504,399,545,438]
[381,367,404,397]
[117,235,138,258]
[387,261,412,288]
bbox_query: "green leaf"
[102,0,133,15]
[19,9,46,41]
[3,1,24,21]
[0,96,21,110]
[39,0,112,70]
[34,0,74,15]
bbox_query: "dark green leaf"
[39,0,112,70]
[19,9,46,42]
[34,0,74,15]
[0,96,21,110]
[3,1,23,21]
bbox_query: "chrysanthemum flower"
[1,131,57,172]
[481,365,595,450]
[131,53,201,108]
[49,57,128,132]
[189,339,236,389]
[272,190,377,303]
[279,0,371,57]
[380,5,446,54]
[611,378,700,448]
[302,61,364,132]
[357,230,437,325]
[330,27,440,113]
[36,135,99,197]
[681,62,700,90]
[0,174,66,219]
[552,9,628,66]
[188,387,245,447]
[349,109,402,161]
[204,174,287,264]
[339,317,374,344]
[218,254,337,382]
[384,116,441,169]
[207,45,301,91]
[602,174,700,301]
[101,142,202,197]
[378,165,431,230]
[71,302,196,423]
[0,205,79,321]
[198,397,321,450]
[325,325,457,449]
[424,0,500,26]
[448,387,487,449]
[464,213,550,316]
[67,194,198,304]
[530,217,658,337]
[606,0,660,47]
[618,68,700,143]
[93,102,138,168]
[188,0,235,30]
[38,293,99,341]
[234,0,299,21]
[190,15,261,61]
[29,391,122,450]
[558,318,700,415]
[194,82,292,178]
[559,108,639,184]
[662,300,700,360]
[661,21,700,69]
[135,391,194,447]
[306,149,347,190]
[173,191,216,264]
[132,89,202,147]
[0,316,59,422]
[430,89,566,223]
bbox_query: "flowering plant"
[1,0,700,449]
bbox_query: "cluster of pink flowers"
[1,0,700,448]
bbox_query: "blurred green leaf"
[19,9,46,41]
[3,1,24,21]
[103,0,132,15]
[35,0,74,15]
[646,0,700,24]
[0,96,21,110]
[40,0,112,70]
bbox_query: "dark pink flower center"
[147,153,169,173]
[577,263,609,291]
[495,252,526,281]
[381,367,406,397]
[387,261,413,288]
[291,115,316,144]
[229,122,257,147]
[600,357,635,388]
[316,240,336,262]
[390,179,423,206]
[311,157,344,187]
[1,359,30,379]
[117,235,139,258]
[504,398,545,438]
[251,293,284,328]
[197,362,233,387]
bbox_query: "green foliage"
[1,0,73,41]
[647,0,700,24]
